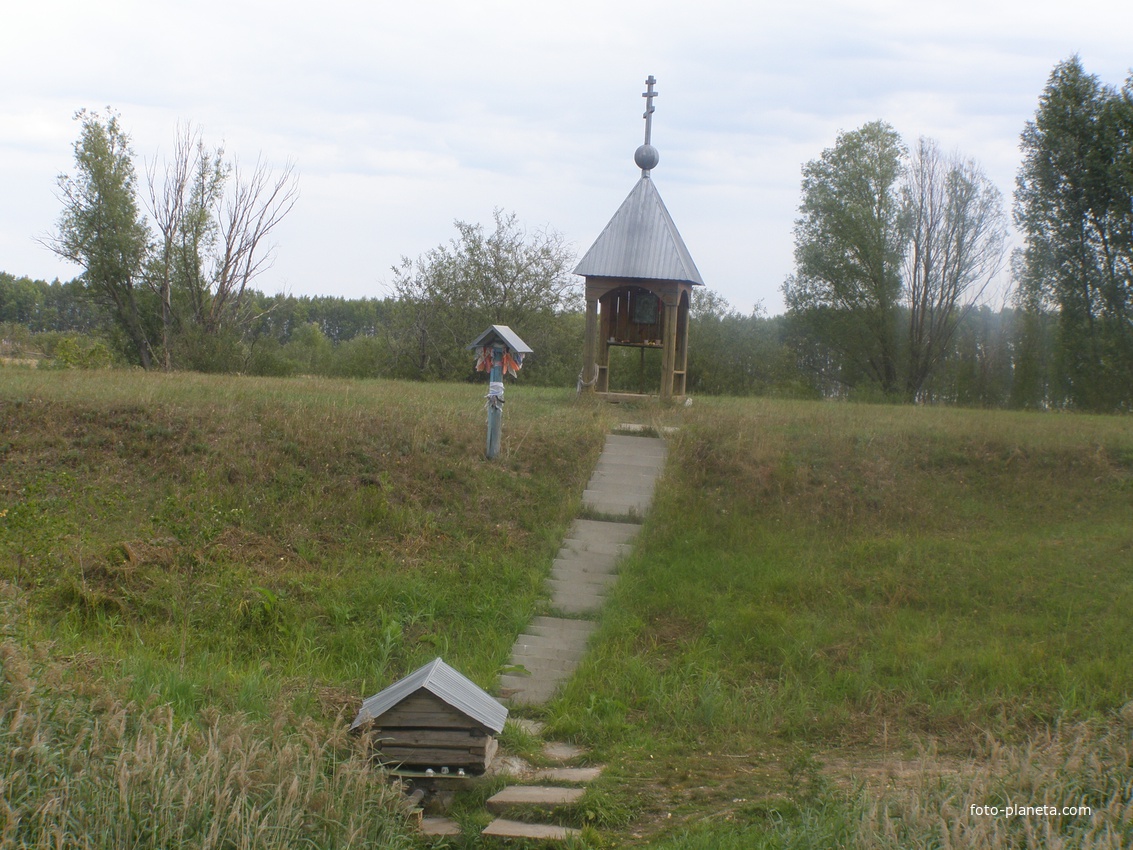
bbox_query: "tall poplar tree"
[784,121,907,395]
[1015,57,1133,410]
[48,110,153,368]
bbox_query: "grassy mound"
[1,371,1130,847]
[547,399,1133,847]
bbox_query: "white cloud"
[3,0,1133,314]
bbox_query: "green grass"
[0,371,615,697]
[1,370,1131,847]
[542,398,1133,846]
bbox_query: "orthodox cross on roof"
[642,75,658,144]
[636,75,661,176]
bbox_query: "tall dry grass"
[852,705,1133,849]
[647,704,1133,849]
[0,583,416,849]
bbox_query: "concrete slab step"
[543,741,588,761]
[420,817,461,837]
[509,654,583,675]
[512,719,545,736]
[548,578,607,599]
[587,467,662,485]
[550,592,606,615]
[509,647,587,666]
[597,441,667,456]
[586,482,659,499]
[487,785,585,813]
[515,642,587,665]
[582,496,652,517]
[582,499,652,516]
[482,819,581,841]
[551,555,618,575]
[557,545,621,562]
[615,423,678,435]
[513,631,589,649]
[559,538,632,557]
[530,766,604,783]
[550,568,617,588]
[596,442,666,456]
[582,487,656,504]
[603,434,667,453]
[509,644,585,666]
[498,675,560,705]
[527,616,597,638]
[565,519,641,544]
[593,459,666,475]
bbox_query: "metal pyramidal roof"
[573,175,704,285]
[574,75,704,285]
[350,657,508,733]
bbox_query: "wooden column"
[675,288,690,397]
[660,299,678,401]
[597,293,610,393]
[582,295,598,393]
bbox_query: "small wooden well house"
[576,75,704,402]
[350,658,508,773]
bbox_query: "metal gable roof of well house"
[467,324,533,354]
[573,175,704,285]
[350,657,508,733]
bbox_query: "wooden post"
[470,326,530,460]
[582,295,598,393]
[486,344,504,460]
[660,299,678,401]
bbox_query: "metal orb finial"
[635,144,660,171]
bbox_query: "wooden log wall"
[365,691,499,772]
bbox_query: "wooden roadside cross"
[468,326,533,460]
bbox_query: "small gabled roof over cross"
[467,325,533,354]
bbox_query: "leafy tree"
[685,290,797,396]
[386,209,579,381]
[1015,56,1133,410]
[785,122,1009,400]
[0,273,47,326]
[46,110,154,367]
[784,121,907,394]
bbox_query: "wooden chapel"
[575,75,704,402]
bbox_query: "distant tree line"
[6,58,1130,411]
[0,268,1065,408]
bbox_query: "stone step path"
[499,433,666,708]
[582,434,668,518]
[479,430,666,841]
[418,754,603,840]
[478,730,602,842]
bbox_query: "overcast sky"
[3,0,1131,315]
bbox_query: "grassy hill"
[1,370,1130,847]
